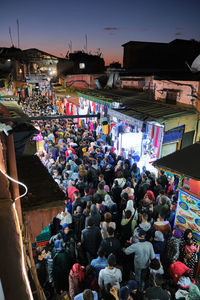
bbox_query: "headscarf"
[125,200,135,217]
[145,190,155,203]
[89,204,101,225]
[154,231,165,242]
[90,204,99,216]
[184,229,193,241]
[104,194,114,208]
[104,185,110,192]
[62,223,69,242]
[72,263,85,283]
[173,228,183,239]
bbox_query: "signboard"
[175,189,200,244]
[107,108,143,128]
[163,125,185,144]
[26,75,48,83]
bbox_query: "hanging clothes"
[66,102,70,115]
[104,124,109,135]
[154,126,159,147]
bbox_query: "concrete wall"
[65,74,99,89]
[121,78,145,89]
[163,113,198,133]
[154,79,200,109]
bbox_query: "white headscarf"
[124,200,138,221]
[104,194,114,208]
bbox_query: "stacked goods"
[36,225,51,248]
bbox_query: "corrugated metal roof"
[78,89,197,123]
[120,97,197,122]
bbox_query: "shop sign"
[108,108,143,128]
[175,189,200,244]
[26,75,48,83]
[163,125,185,144]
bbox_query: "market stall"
[153,143,200,275]
[108,107,164,172]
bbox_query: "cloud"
[175,32,184,36]
[103,27,120,31]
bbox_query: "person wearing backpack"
[120,210,135,246]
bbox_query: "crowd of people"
[21,97,200,300]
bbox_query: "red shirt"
[65,147,76,158]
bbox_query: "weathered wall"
[65,74,98,89]
[163,113,198,133]
[23,204,64,242]
[154,79,199,109]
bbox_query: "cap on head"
[138,229,146,238]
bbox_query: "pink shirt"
[185,244,199,255]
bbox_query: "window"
[166,90,178,104]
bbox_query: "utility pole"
[85,34,88,53]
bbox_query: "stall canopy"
[153,142,200,180]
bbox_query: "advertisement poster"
[175,189,200,244]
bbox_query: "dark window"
[166,90,178,104]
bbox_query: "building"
[0,47,28,87]
[77,88,199,158]
[122,39,200,71]
[23,48,59,77]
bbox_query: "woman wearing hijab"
[179,229,198,276]
[100,212,116,239]
[104,194,115,209]
[123,199,138,221]
[69,263,85,299]
[50,223,75,259]
[166,228,183,267]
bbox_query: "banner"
[175,189,200,244]
[163,125,185,144]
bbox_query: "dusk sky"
[1,0,200,65]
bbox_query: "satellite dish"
[186,54,200,73]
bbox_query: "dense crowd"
[21,97,200,300]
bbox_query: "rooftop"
[78,89,197,122]
[153,142,200,181]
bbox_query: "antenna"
[9,27,14,47]
[85,34,88,53]
[16,19,20,48]
[70,40,72,53]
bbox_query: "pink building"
[117,74,200,112]
[63,74,105,90]
[153,79,200,111]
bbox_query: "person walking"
[124,229,155,291]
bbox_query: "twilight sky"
[0,0,200,65]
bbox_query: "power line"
[16,19,20,48]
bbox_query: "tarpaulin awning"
[153,142,200,181]
[107,107,143,127]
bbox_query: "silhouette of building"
[122,39,200,71]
